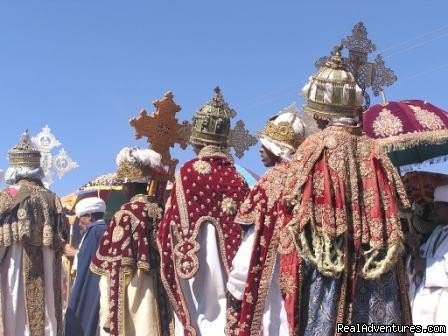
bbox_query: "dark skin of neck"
[314,116,329,130]
[192,144,204,156]
[122,182,148,201]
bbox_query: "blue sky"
[1,1,448,195]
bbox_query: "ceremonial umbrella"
[363,100,448,168]
[61,173,126,221]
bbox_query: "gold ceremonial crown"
[302,46,363,120]
[8,130,41,168]
[258,121,302,150]
[116,161,154,182]
[189,87,233,147]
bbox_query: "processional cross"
[130,90,257,197]
[315,22,397,108]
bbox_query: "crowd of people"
[1,48,447,336]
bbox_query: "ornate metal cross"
[130,91,191,181]
[130,90,257,182]
[315,22,397,107]
[31,125,79,187]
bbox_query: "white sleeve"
[425,255,448,288]
[226,226,255,299]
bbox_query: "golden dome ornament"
[189,86,234,148]
[301,45,364,121]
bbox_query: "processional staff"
[129,88,257,203]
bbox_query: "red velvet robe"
[224,161,295,336]
[91,194,172,336]
[157,148,250,336]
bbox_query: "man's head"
[5,130,44,185]
[257,104,306,162]
[313,115,329,130]
[433,185,448,224]
[122,182,148,200]
[259,145,280,167]
[301,46,363,128]
[189,87,232,150]
[192,144,204,156]
[75,197,106,230]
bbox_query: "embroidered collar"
[198,145,233,162]
[130,194,151,204]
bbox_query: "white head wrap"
[116,147,162,183]
[434,185,448,203]
[259,104,306,161]
[75,197,106,217]
[4,166,45,185]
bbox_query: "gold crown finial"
[189,87,235,147]
[325,45,345,70]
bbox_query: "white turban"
[116,147,162,183]
[434,185,448,203]
[259,104,306,161]
[75,197,106,217]
[4,166,45,185]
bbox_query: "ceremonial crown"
[189,87,233,147]
[8,130,41,168]
[116,147,162,183]
[258,105,304,151]
[302,46,364,120]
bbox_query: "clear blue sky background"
[1,0,448,195]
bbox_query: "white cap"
[115,147,162,183]
[258,103,306,161]
[434,185,448,203]
[75,197,106,217]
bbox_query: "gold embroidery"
[313,172,325,197]
[112,226,124,243]
[17,208,27,220]
[193,160,212,175]
[145,202,163,221]
[259,120,303,149]
[23,243,45,336]
[245,292,254,304]
[197,145,233,162]
[324,135,337,149]
[409,105,444,130]
[373,108,403,137]
[221,197,237,216]
[279,274,296,296]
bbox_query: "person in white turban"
[410,185,448,334]
[64,197,107,336]
[225,104,308,336]
[90,147,172,336]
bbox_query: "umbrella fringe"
[377,130,448,152]
[399,154,448,173]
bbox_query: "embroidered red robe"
[91,194,172,336]
[225,161,296,336]
[281,125,413,335]
[157,149,250,336]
